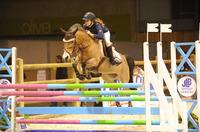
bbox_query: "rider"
[82,12,121,66]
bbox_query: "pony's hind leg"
[115,101,121,107]
[128,101,133,107]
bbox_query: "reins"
[76,31,95,50]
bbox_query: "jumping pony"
[61,26,135,107]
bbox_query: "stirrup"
[114,58,122,66]
[111,58,122,66]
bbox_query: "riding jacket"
[83,22,109,40]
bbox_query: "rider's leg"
[104,31,121,65]
[112,47,122,63]
[106,46,121,65]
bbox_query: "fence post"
[11,47,17,131]
[70,58,80,107]
[17,58,24,107]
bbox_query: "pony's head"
[61,23,96,61]
[63,38,76,62]
[60,23,82,61]
[60,28,75,61]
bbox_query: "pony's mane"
[69,23,82,31]
[75,28,97,44]
[78,28,87,32]
[76,28,89,36]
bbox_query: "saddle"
[102,40,108,57]
[87,40,107,71]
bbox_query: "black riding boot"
[106,46,121,65]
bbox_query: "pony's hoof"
[85,75,91,80]
[116,102,121,107]
[78,75,85,80]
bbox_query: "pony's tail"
[125,55,136,90]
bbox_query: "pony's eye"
[66,41,74,44]
[71,40,75,43]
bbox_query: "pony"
[61,25,135,107]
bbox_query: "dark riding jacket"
[83,22,109,40]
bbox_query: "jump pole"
[17,119,162,125]
[0,83,142,89]
[0,90,155,96]
[15,96,171,102]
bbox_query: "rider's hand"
[86,30,94,38]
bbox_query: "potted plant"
[179,112,199,129]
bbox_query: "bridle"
[63,41,76,58]
[63,30,96,56]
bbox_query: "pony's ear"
[69,23,83,31]
[60,27,68,34]
[68,27,79,35]
[63,33,75,42]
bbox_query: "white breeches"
[100,32,122,60]
[104,31,121,60]
[104,31,112,47]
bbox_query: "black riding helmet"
[82,12,96,20]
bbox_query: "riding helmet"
[82,12,96,20]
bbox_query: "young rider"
[82,12,121,66]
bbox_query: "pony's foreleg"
[82,62,91,80]
[72,63,85,80]
[72,62,86,106]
